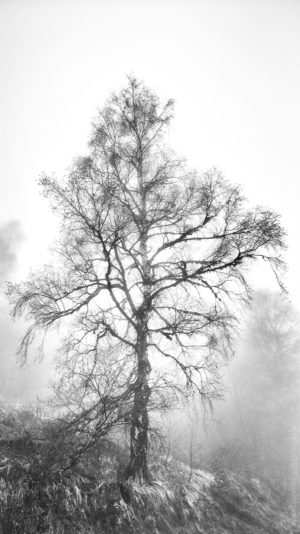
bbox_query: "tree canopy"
[9,77,286,481]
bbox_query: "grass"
[0,406,298,533]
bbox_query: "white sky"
[1,0,300,306]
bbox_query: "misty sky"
[0,217,51,403]
[1,0,300,307]
[0,220,23,283]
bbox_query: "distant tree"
[247,292,300,394]
[8,78,285,482]
[245,292,300,516]
[209,291,300,489]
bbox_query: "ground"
[0,406,298,533]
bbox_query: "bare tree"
[8,78,285,482]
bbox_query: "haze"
[0,0,299,297]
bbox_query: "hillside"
[0,438,298,534]
[88,461,299,534]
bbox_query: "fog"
[0,193,297,500]
[1,2,300,531]
[0,220,52,404]
[0,220,24,281]
[162,291,300,493]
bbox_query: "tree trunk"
[125,159,152,482]
[126,233,152,482]
[125,251,152,482]
[126,342,151,482]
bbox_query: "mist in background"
[0,3,299,507]
[0,221,24,281]
[0,220,52,405]
[162,291,300,492]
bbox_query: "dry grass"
[0,407,298,533]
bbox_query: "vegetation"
[8,78,285,483]
[1,78,296,532]
[0,404,298,534]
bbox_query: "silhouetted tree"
[9,78,286,482]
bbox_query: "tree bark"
[125,151,153,482]
[126,333,151,482]
[126,183,153,481]
[126,245,152,481]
